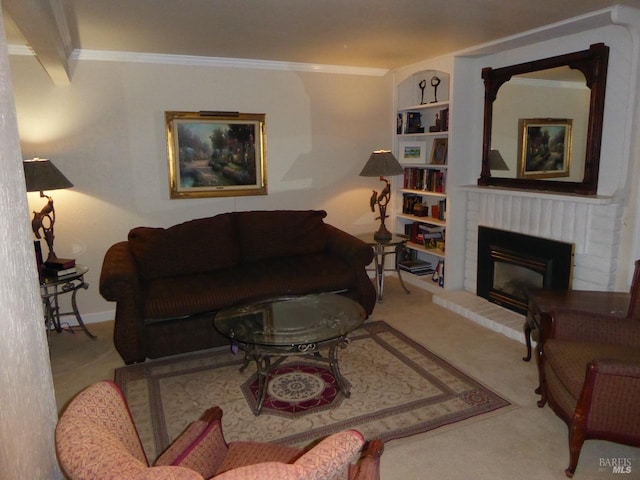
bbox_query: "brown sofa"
[100,210,376,364]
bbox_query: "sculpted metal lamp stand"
[23,158,73,262]
[359,150,404,242]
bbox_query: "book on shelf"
[398,259,433,274]
[406,222,445,247]
[405,111,424,134]
[403,168,446,193]
[418,224,444,239]
[439,108,449,132]
[432,260,445,286]
[45,257,76,270]
[438,198,447,221]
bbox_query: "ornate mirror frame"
[478,43,609,195]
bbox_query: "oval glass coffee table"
[214,293,365,415]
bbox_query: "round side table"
[357,233,410,302]
[40,264,96,339]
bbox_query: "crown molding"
[72,49,389,76]
[8,45,388,77]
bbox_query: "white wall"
[9,55,392,322]
[0,9,62,479]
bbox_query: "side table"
[357,233,410,302]
[40,264,96,339]
[524,288,629,361]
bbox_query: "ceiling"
[3,0,636,84]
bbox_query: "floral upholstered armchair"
[55,380,383,480]
[536,260,640,477]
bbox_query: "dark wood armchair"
[536,260,640,477]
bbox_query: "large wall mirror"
[478,43,609,195]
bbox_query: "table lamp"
[359,150,404,242]
[489,149,509,170]
[23,158,73,262]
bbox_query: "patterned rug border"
[115,320,516,457]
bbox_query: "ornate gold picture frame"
[166,111,267,199]
[518,118,571,179]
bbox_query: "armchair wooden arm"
[350,440,384,480]
[541,309,640,347]
[566,359,640,477]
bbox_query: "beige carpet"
[115,320,513,461]
[51,278,640,478]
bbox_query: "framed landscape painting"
[166,111,267,198]
[518,118,571,179]
[398,140,426,164]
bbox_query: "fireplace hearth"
[477,227,574,314]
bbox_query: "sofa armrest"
[100,241,141,302]
[100,241,147,364]
[541,308,640,347]
[324,224,374,267]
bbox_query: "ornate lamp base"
[373,225,392,242]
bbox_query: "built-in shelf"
[398,132,448,138]
[404,243,445,258]
[395,69,450,289]
[399,188,447,198]
[398,213,446,227]
[398,100,450,112]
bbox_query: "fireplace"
[477,227,574,314]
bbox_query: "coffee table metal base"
[235,337,351,415]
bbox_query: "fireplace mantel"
[459,185,618,205]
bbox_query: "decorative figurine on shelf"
[430,76,441,103]
[429,114,441,132]
[418,79,427,104]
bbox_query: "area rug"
[114,320,513,461]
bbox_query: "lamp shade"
[23,158,73,192]
[359,150,404,177]
[489,149,509,171]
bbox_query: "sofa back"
[233,210,329,262]
[127,210,330,281]
[128,213,240,281]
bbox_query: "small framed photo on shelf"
[430,138,448,165]
[398,140,426,164]
[518,118,572,179]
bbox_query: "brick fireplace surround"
[432,187,624,345]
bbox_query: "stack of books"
[398,259,434,276]
[42,258,76,278]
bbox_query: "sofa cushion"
[128,214,240,280]
[142,254,356,320]
[234,210,329,262]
